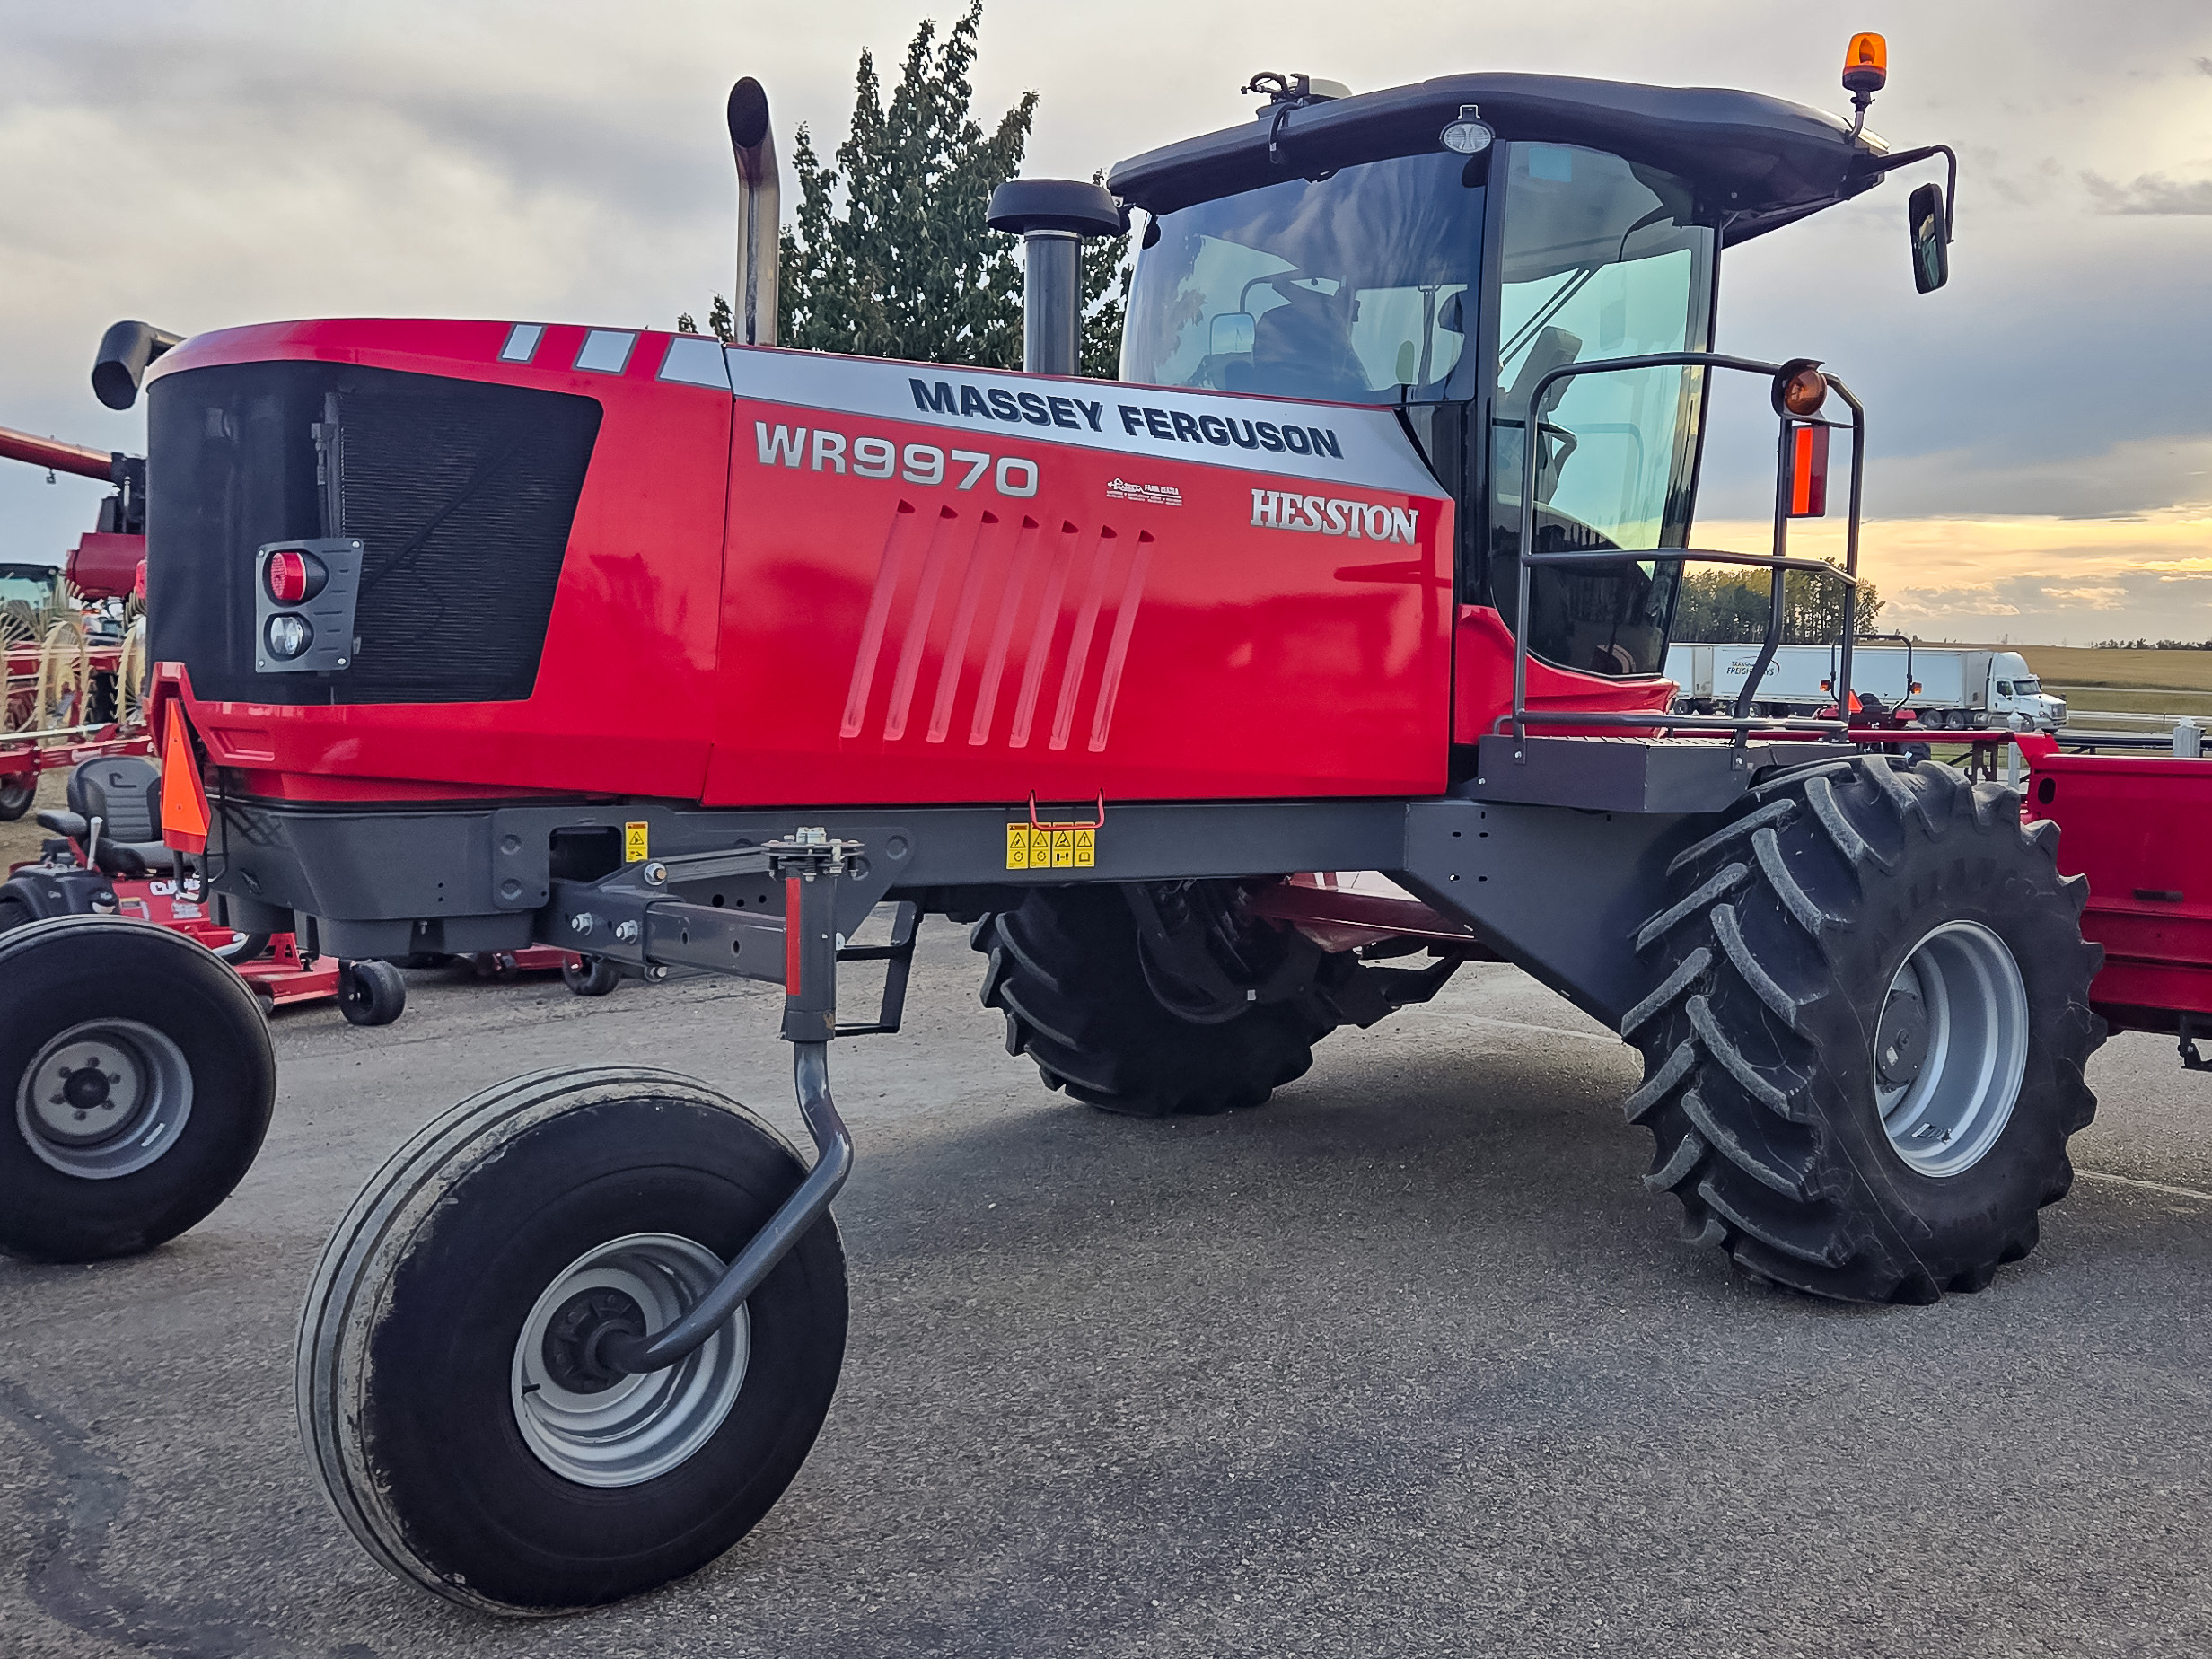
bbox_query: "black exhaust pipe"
[986,180,1123,375]
[92,320,184,411]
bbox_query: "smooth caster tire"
[563,954,622,997]
[0,779,32,821]
[0,916,276,1261]
[297,1066,849,1613]
[337,959,407,1026]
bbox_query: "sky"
[3,0,2208,645]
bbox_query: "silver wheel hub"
[1874,920,2030,1178]
[15,1020,193,1179]
[510,1232,748,1488]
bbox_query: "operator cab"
[1110,70,1927,680]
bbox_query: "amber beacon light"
[1842,33,1888,94]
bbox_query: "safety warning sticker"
[624,821,650,864]
[1005,822,1096,871]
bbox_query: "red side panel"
[143,321,1696,808]
[151,320,730,801]
[702,351,1453,804]
[2024,742,2212,1023]
[1451,604,1675,742]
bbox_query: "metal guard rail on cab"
[1508,350,1865,750]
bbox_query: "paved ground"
[3,920,2209,1659]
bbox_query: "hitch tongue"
[599,834,860,1376]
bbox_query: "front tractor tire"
[297,1066,848,1614]
[972,883,1342,1117]
[1624,754,2102,1304]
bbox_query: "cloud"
[2040,585,2129,608]
[2082,171,2212,215]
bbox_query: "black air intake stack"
[986,180,1123,375]
[92,320,184,411]
[726,77,780,347]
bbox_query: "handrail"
[1508,350,1866,753]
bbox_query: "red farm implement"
[2015,732,2212,1069]
[0,37,2111,1616]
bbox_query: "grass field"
[2014,646,2212,695]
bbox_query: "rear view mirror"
[1209,312,1255,356]
[1909,182,1949,294]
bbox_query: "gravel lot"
[2,919,2208,1658]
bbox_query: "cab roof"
[1107,71,1896,244]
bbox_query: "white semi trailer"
[1663,643,2066,730]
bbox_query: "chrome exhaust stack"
[726,77,780,347]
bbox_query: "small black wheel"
[338,959,407,1026]
[1624,754,2103,1303]
[563,954,622,997]
[971,884,1338,1116]
[297,1066,848,1613]
[0,779,32,821]
[210,930,272,966]
[0,916,276,1261]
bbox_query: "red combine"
[1,40,2109,1613]
[0,417,153,818]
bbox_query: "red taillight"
[266,548,325,603]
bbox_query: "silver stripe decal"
[725,345,1441,496]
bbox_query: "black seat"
[66,755,175,879]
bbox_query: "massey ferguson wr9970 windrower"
[0,39,2107,1612]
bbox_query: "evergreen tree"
[681,4,1130,374]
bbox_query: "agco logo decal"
[1250,489,1418,544]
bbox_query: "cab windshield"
[1120,150,1486,404]
[0,564,61,610]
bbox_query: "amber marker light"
[1842,32,1888,95]
[1771,358,1829,418]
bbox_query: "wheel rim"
[15,1018,194,1180]
[1873,920,2030,1177]
[510,1232,749,1488]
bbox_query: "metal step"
[1470,733,1842,815]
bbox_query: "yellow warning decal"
[1006,821,1097,871]
[624,821,650,864]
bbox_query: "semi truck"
[1665,641,2065,729]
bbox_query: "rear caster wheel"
[337,959,407,1026]
[297,1067,848,1613]
[0,779,32,821]
[0,917,276,1260]
[563,954,621,997]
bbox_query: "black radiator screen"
[148,362,600,704]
